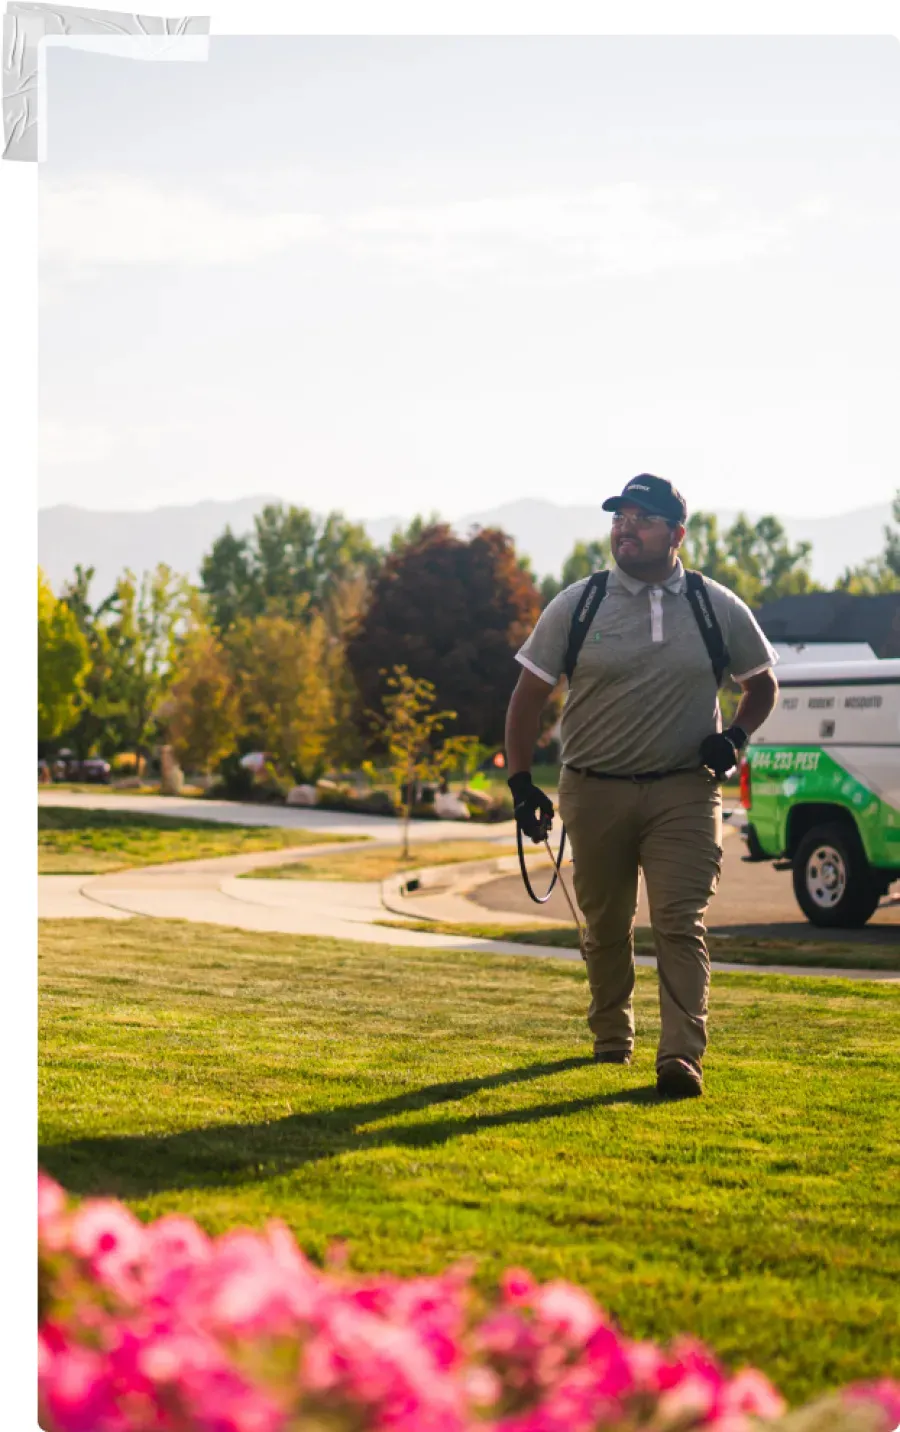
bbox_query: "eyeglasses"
[610,509,671,531]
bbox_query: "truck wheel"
[792,822,882,928]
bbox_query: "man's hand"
[698,726,748,780]
[508,771,555,843]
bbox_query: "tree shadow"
[40,1055,661,1200]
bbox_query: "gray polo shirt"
[516,559,778,775]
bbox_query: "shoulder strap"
[564,570,609,683]
[684,570,729,685]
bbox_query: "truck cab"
[741,658,900,927]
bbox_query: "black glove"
[698,726,748,779]
[508,771,555,843]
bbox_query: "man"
[505,474,778,1099]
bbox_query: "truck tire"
[792,822,882,928]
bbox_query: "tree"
[388,513,443,554]
[227,609,349,781]
[57,565,124,759]
[683,512,820,604]
[37,569,92,744]
[346,523,546,747]
[884,491,900,578]
[835,491,900,592]
[681,513,744,593]
[196,529,254,634]
[371,665,475,858]
[102,565,193,758]
[540,537,612,605]
[201,503,378,631]
[160,622,241,775]
[834,559,899,594]
[58,563,191,759]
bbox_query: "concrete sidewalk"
[38,792,899,980]
[39,855,900,980]
[37,789,517,842]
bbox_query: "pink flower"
[180,1227,319,1338]
[582,1323,633,1401]
[69,1198,147,1302]
[721,1366,786,1420]
[39,1173,67,1226]
[476,1308,540,1367]
[464,1364,502,1407]
[658,1336,726,1397]
[39,1340,113,1432]
[39,1172,69,1252]
[531,1281,603,1346]
[501,1268,537,1304]
[177,1364,285,1432]
[625,1338,668,1394]
[655,1372,719,1423]
[845,1380,900,1426]
[147,1213,211,1270]
[40,1177,900,1432]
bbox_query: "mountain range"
[38,495,894,598]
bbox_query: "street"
[469,824,900,944]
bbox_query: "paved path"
[38,790,505,841]
[38,793,899,981]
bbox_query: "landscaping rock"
[434,790,471,819]
[461,787,493,811]
[287,784,319,807]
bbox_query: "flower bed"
[38,1175,899,1432]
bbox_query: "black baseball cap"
[601,474,687,524]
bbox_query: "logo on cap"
[627,483,650,492]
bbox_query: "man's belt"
[564,764,697,783]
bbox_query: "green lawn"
[40,783,205,796]
[39,918,900,1404]
[245,839,528,882]
[375,918,900,971]
[38,807,355,874]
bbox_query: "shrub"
[38,1175,900,1432]
[316,786,398,817]
[468,792,515,824]
[207,754,291,804]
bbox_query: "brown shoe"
[593,1049,632,1065]
[656,1059,703,1098]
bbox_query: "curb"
[380,852,554,923]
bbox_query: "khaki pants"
[558,766,723,1072]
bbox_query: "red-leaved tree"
[347,524,547,747]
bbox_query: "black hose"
[516,822,568,904]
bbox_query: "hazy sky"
[38,36,900,520]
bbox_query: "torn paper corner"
[3,3,211,163]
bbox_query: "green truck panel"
[746,746,900,871]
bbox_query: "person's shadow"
[40,1057,660,1200]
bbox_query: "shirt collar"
[609,557,686,596]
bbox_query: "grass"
[481,761,561,790]
[40,782,205,797]
[374,919,900,971]
[38,807,356,874]
[39,917,900,1404]
[243,839,528,883]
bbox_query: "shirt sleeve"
[719,590,779,682]
[515,587,580,686]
